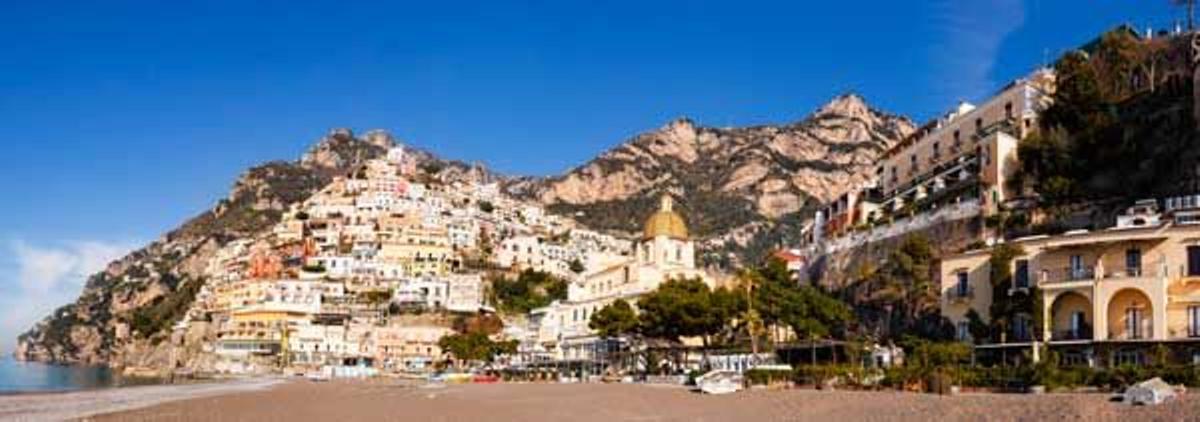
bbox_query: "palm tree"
[1176,0,1196,31]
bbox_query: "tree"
[590,299,639,338]
[747,257,853,363]
[736,269,766,357]
[964,309,990,344]
[709,286,747,345]
[636,278,721,342]
[1015,126,1079,207]
[490,270,569,314]
[874,235,937,333]
[439,332,516,366]
[784,285,853,364]
[569,258,586,274]
[478,201,495,213]
[636,277,739,370]
[987,243,1032,342]
[454,313,504,336]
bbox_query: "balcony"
[1050,327,1093,341]
[1108,330,1149,341]
[1168,327,1200,340]
[946,286,974,303]
[1040,267,1097,285]
[970,118,1018,142]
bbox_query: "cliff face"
[506,95,914,262]
[14,129,408,366]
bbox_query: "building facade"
[941,197,1200,366]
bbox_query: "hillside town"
[163,135,737,378]
[15,8,1200,420]
[187,141,500,375]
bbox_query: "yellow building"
[373,325,454,373]
[941,212,1200,366]
[378,224,454,277]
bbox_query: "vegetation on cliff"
[1014,29,1200,217]
[489,270,569,314]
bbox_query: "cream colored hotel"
[941,198,1200,366]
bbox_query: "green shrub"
[744,368,792,386]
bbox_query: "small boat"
[695,370,744,395]
[472,374,500,384]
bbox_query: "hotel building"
[941,196,1200,366]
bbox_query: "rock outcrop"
[506,94,914,262]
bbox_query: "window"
[1190,306,1200,338]
[1125,307,1144,339]
[1114,348,1144,366]
[975,118,983,133]
[1189,246,1200,276]
[1004,102,1013,119]
[1014,259,1029,288]
[1070,311,1086,338]
[932,142,940,160]
[1125,248,1142,276]
[953,130,960,146]
[956,321,970,341]
[1013,315,1030,341]
[955,272,969,297]
[1069,254,1085,280]
[1062,351,1088,366]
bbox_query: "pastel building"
[876,69,1055,217]
[941,197,1200,366]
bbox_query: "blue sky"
[0,1,1183,351]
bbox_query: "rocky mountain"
[13,128,482,366]
[506,94,915,263]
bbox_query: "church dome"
[643,195,689,240]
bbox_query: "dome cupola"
[642,194,688,240]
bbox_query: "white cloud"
[1,239,138,354]
[928,0,1026,108]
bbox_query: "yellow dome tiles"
[643,194,689,240]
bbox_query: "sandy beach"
[62,380,1200,422]
[0,379,280,422]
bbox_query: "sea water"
[0,356,124,393]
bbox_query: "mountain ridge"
[504,94,915,262]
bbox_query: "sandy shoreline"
[52,379,1199,422]
[0,378,280,421]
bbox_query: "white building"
[446,273,484,312]
[387,145,405,165]
[535,195,716,361]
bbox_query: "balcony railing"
[971,118,1018,141]
[1050,327,1093,341]
[1040,267,1096,284]
[1040,264,1167,285]
[946,286,974,302]
[1108,330,1149,341]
